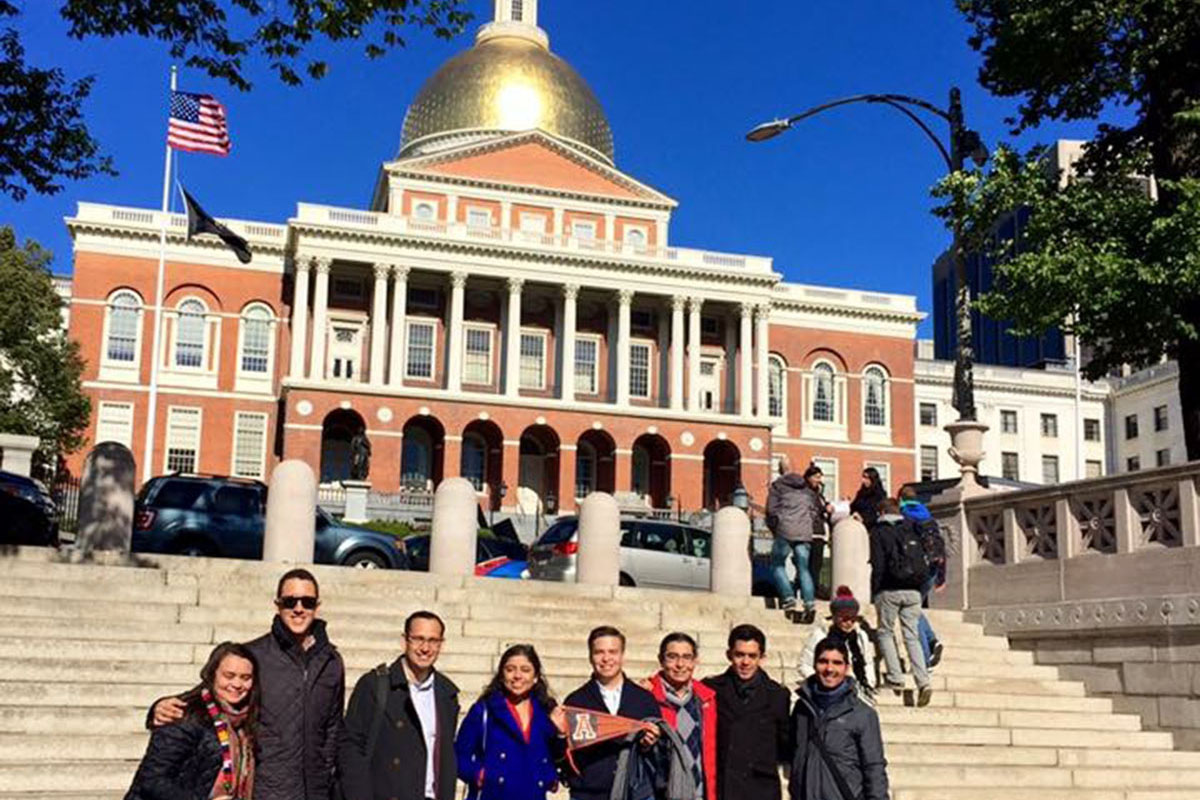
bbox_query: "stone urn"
[944,418,989,489]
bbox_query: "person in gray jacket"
[789,638,889,800]
[766,458,832,623]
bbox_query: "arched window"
[239,304,273,374]
[575,440,597,499]
[174,299,206,368]
[864,365,888,427]
[631,445,650,497]
[462,432,487,491]
[812,362,836,422]
[401,428,433,488]
[106,291,141,362]
[768,356,786,418]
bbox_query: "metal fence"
[52,474,81,538]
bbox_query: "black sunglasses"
[276,595,318,610]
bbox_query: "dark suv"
[133,474,407,569]
[0,471,59,547]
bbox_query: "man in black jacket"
[870,498,932,706]
[151,568,345,800]
[563,625,661,800]
[702,624,791,800]
[338,610,459,800]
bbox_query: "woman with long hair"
[455,644,567,800]
[126,642,260,800]
[851,467,887,529]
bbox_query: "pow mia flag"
[180,186,252,264]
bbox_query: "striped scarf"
[662,682,704,798]
[202,688,255,800]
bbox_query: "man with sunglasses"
[149,568,346,800]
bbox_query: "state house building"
[65,0,922,514]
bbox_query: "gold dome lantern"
[399,8,614,165]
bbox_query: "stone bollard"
[264,460,317,563]
[710,506,751,595]
[429,477,478,576]
[76,442,136,556]
[0,433,39,478]
[831,516,871,603]
[576,492,620,585]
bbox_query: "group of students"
[124,567,890,800]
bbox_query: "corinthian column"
[670,296,685,411]
[687,297,703,412]
[561,284,579,401]
[615,289,634,406]
[388,265,410,386]
[446,271,467,393]
[308,258,332,380]
[505,277,525,397]
[369,263,390,385]
[288,256,311,379]
[756,303,771,419]
[739,302,754,417]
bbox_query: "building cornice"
[915,358,1112,401]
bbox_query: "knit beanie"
[829,585,859,617]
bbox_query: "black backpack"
[914,517,946,561]
[886,520,931,588]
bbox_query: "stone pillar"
[739,303,754,417]
[1114,487,1140,553]
[505,277,524,397]
[446,271,467,393]
[561,284,578,401]
[76,442,136,556]
[615,289,633,406]
[430,477,478,576]
[342,479,370,524]
[711,506,751,595]
[388,265,409,386]
[0,433,38,478]
[288,256,311,379]
[1056,497,1080,558]
[687,297,703,412]
[308,258,331,381]
[670,296,685,411]
[1180,477,1200,548]
[755,304,771,419]
[1002,507,1021,564]
[577,492,621,585]
[369,263,390,386]
[263,460,317,563]
[830,516,871,603]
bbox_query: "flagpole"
[141,65,176,483]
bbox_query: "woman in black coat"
[126,642,261,800]
[850,467,887,530]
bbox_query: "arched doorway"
[631,433,671,508]
[320,409,365,483]
[462,420,504,509]
[703,439,741,509]
[575,429,616,501]
[518,425,561,513]
[400,415,445,490]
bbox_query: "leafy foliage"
[0,227,90,477]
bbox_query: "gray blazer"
[789,677,889,800]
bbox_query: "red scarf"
[202,688,255,799]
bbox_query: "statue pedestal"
[341,480,371,524]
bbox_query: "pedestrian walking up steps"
[1,547,1200,800]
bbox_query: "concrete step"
[5,596,179,623]
[0,618,212,645]
[0,576,197,605]
[891,764,1073,788]
[0,682,173,707]
[0,707,145,735]
[0,733,147,762]
[895,791,1123,800]
[887,743,1059,766]
[1057,748,1200,768]
[0,658,197,685]
[1012,728,1175,750]
[0,760,136,792]
[1072,768,1200,789]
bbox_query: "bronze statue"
[349,430,371,481]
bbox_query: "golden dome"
[399,31,614,165]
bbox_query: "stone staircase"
[2,547,1200,800]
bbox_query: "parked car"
[528,517,718,590]
[0,471,59,547]
[133,474,407,569]
[401,533,528,578]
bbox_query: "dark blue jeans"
[918,575,939,662]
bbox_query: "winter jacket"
[870,514,926,595]
[850,486,886,530]
[702,668,791,800]
[766,475,826,544]
[562,678,660,800]
[648,673,719,800]
[797,624,877,697]
[789,677,888,800]
[125,709,225,800]
[338,658,460,800]
[454,691,563,800]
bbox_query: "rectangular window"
[571,220,596,240]
[406,320,436,379]
[811,457,838,501]
[1001,409,1018,434]
[629,342,651,398]
[232,412,268,479]
[1084,418,1101,442]
[519,331,546,389]
[408,288,439,311]
[1154,405,1169,432]
[1156,448,1171,467]
[701,317,719,337]
[574,337,599,395]
[1001,452,1020,481]
[1041,413,1058,438]
[95,402,134,449]
[462,326,493,385]
[165,407,201,474]
[1041,455,1060,485]
[919,403,938,427]
[1085,460,1103,479]
[1127,456,1141,472]
[519,213,546,233]
[919,446,938,482]
[1125,414,1139,440]
[466,207,492,228]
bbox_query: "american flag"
[167,91,231,156]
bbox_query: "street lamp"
[748,88,991,487]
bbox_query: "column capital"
[688,296,704,312]
[294,254,314,273]
[372,262,392,280]
[313,257,333,275]
[755,302,772,320]
[450,271,468,289]
[671,295,688,313]
[739,302,755,319]
[562,283,581,301]
[506,276,525,294]
[391,264,411,281]
[617,288,635,306]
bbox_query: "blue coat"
[454,692,561,800]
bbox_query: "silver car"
[527,517,712,590]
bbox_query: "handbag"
[806,720,860,800]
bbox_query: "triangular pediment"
[384,131,676,207]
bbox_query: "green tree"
[956,0,1200,459]
[0,227,90,477]
[0,0,472,201]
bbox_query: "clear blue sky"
[9,1,1112,336]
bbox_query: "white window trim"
[465,206,494,229]
[162,297,220,390]
[919,445,939,482]
[811,456,839,500]
[462,323,496,386]
[461,431,489,490]
[1041,413,1059,439]
[163,405,202,474]
[865,460,891,493]
[413,201,436,221]
[99,290,145,384]
[570,219,597,240]
[861,364,892,446]
[234,303,277,394]
[918,402,938,427]
[405,318,438,381]
[95,401,135,449]
[519,212,548,233]
[803,361,848,442]
[574,333,601,396]
[519,327,549,391]
[230,411,269,479]
[326,314,367,384]
[1000,409,1020,436]
[629,338,654,400]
